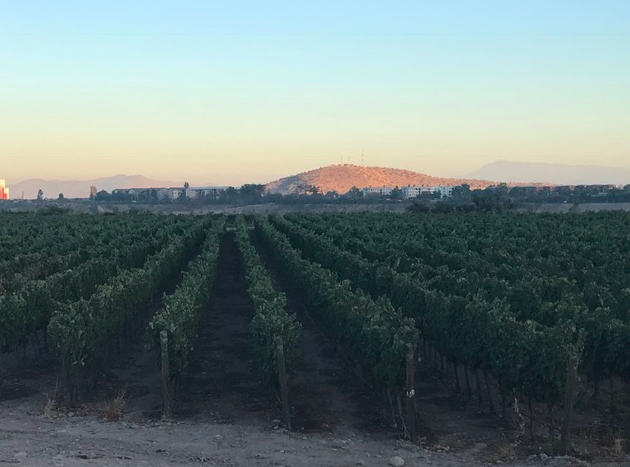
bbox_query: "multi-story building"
[574,184,616,195]
[112,188,146,199]
[435,186,454,198]
[110,186,229,201]
[362,186,394,197]
[509,184,616,196]
[403,186,434,199]
[0,179,9,200]
[185,186,229,200]
[156,187,184,201]
[402,185,454,199]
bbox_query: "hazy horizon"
[2,1,629,184]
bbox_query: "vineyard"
[267,213,630,446]
[1,210,630,462]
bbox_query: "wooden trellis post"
[405,343,418,441]
[160,330,172,419]
[560,355,579,455]
[274,336,291,430]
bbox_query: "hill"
[265,164,498,195]
[10,175,191,199]
[469,161,630,186]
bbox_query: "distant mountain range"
[10,175,190,199]
[469,161,630,186]
[264,164,500,195]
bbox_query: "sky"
[1,1,629,185]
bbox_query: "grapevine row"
[234,216,301,386]
[255,217,418,391]
[0,213,190,290]
[0,216,200,353]
[269,215,572,405]
[149,218,225,382]
[48,221,209,403]
[283,213,630,388]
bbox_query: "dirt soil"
[251,231,385,435]
[1,233,628,466]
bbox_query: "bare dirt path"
[251,230,386,436]
[2,406,620,467]
[172,231,274,425]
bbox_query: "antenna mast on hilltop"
[361,151,364,166]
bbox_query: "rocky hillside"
[265,164,498,195]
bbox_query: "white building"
[435,186,454,198]
[402,185,454,199]
[156,188,170,200]
[112,188,151,199]
[362,186,394,197]
[156,188,185,201]
[110,186,229,201]
[185,186,230,200]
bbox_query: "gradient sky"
[1,1,629,185]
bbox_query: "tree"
[433,202,454,213]
[452,184,471,199]
[37,189,44,201]
[149,188,159,203]
[390,186,403,200]
[306,185,322,196]
[176,183,191,202]
[95,190,111,201]
[407,201,431,213]
[58,193,64,200]
[496,183,509,196]
[240,184,266,204]
[345,186,362,199]
[472,186,515,212]
[192,190,207,205]
[219,187,239,204]
[291,183,311,196]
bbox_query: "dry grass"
[43,381,60,418]
[100,390,127,421]
[612,437,625,460]
[487,443,518,464]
